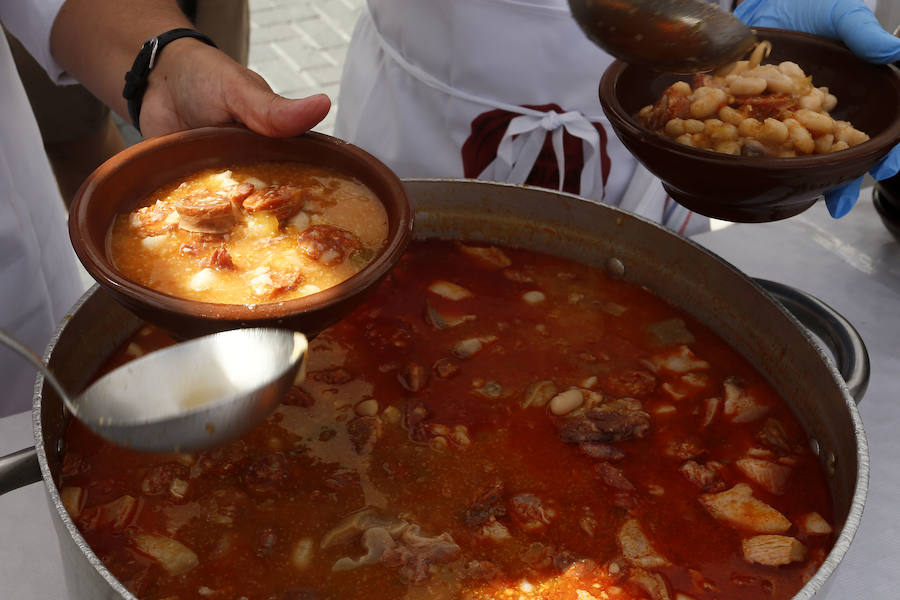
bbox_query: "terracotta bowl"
[68,127,413,339]
[598,27,900,223]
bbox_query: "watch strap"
[122,28,218,134]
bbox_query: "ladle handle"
[0,447,41,495]
[755,278,870,403]
[0,328,74,408]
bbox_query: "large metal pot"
[0,179,869,599]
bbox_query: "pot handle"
[0,447,41,496]
[754,278,870,403]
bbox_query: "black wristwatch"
[122,28,217,134]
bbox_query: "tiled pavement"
[248,0,365,135]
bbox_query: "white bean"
[795,109,835,137]
[665,118,685,137]
[355,399,379,416]
[759,118,789,144]
[728,76,767,97]
[690,88,727,119]
[549,389,584,415]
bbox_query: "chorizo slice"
[130,201,178,237]
[243,185,306,221]
[297,224,362,266]
[226,182,255,207]
[173,192,236,234]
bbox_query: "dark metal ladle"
[569,0,758,73]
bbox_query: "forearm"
[49,0,194,121]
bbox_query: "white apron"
[1,3,88,417]
[335,0,719,236]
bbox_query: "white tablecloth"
[1,191,897,598]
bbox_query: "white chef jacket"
[334,0,732,236]
[1,1,88,417]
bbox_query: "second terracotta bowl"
[599,28,900,223]
[68,127,413,339]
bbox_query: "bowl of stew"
[27,180,867,600]
[68,126,413,339]
[598,27,900,223]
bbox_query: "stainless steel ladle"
[0,327,307,454]
[568,0,758,73]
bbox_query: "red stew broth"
[59,240,834,600]
[107,162,388,305]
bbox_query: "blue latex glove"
[734,0,900,217]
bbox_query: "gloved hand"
[734,0,900,218]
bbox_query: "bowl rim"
[599,27,900,169]
[69,126,414,322]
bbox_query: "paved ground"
[247,0,365,135]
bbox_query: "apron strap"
[368,12,605,198]
[480,110,600,196]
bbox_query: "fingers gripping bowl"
[68,127,413,339]
[598,28,900,223]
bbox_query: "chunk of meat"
[756,418,794,455]
[60,486,86,519]
[199,245,235,270]
[522,380,558,408]
[665,439,705,461]
[327,512,459,585]
[648,345,710,374]
[432,358,460,379]
[509,493,556,531]
[321,508,396,549]
[424,303,476,330]
[428,280,473,300]
[455,242,512,268]
[701,397,720,428]
[798,512,833,535]
[736,457,791,495]
[629,568,672,600]
[243,185,306,220]
[478,516,512,541]
[648,318,695,346]
[247,266,304,299]
[603,369,657,397]
[297,224,362,266]
[78,495,139,531]
[734,94,798,120]
[579,442,626,461]
[679,461,726,492]
[699,483,791,533]
[595,462,635,491]
[397,362,428,392]
[461,559,501,581]
[618,519,670,568]
[141,463,190,497]
[380,525,460,583]
[463,481,506,527]
[723,377,769,423]
[131,532,199,576]
[643,83,692,131]
[346,416,383,455]
[452,335,497,359]
[582,398,651,442]
[742,535,807,566]
[129,200,178,237]
[173,192,236,234]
